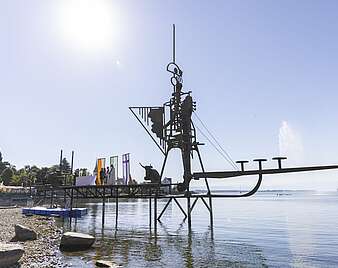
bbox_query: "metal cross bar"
[173,197,188,219]
[190,197,199,213]
[157,197,173,221]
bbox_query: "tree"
[1,167,14,186]
[0,151,10,175]
[60,158,71,174]
[36,167,49,185]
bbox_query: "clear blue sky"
[1,0,338,190]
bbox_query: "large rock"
[60,232,95,251]
[0,243,24,267]
[95,260,117,267]
[12,224,37,241]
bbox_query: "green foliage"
[61,158,71,173]
[1,167,14,185]
[0,151,10,175]
[0,151,75,186]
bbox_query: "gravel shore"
[0,208,66,268]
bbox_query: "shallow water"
[59,191,338,267]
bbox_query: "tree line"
[0,151,72,186]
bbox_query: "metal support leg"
[102,188,106,228]
[196,146,213,226]
[149,197,152,229]
[190,197,199,213]
[70,188,74,226]
[154,193,158,234]
[115,188,118,230]
[173,198,187,219]
[187,191,192,232]
[208,195,214,227]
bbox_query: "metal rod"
[70,188,74,223]
[149,197,152,229]
[115,187,118,229]
[154,192,158,234]
[173,24,175,63]
[190,197,199,213]
[173,197,187,219]
[102,187,106,227]
[195,145,211,193]
[200,196,210,211]
[59,149,63,173]
[129,108,165,155]
[160,152,169,179]
[158,197,172,220]
[187,193,192,232]
[71,150,74,185]
[208,195,213,227]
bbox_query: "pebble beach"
[0,208,66,267]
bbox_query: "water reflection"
[61,223,266,267]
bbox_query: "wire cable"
[194,123,239,170]
[193,112,239,171]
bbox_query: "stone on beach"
[12,224,37,241]
[60,232,95,251]
[95,260,118,267]
[0,243,24,267]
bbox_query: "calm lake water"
[59,191,338,267]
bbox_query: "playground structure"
[32,25,338,233]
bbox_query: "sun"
[57,0,118,53]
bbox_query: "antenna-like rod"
[173,24,176,63]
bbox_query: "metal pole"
[70,188,74,227]
[187,188,192,232]
[59,149,63,172]
[173,24,175,63]
[115,187,118,230]
[209,195,214,228]
[102,187,106,228]
[157,197,172,220]
[160,152,169,179]
[149,197,152,230]
[154,192,158,234]
[70,151,74,173]
[173,197,187,219]
[196,146,213,227]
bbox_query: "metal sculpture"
[130,25,338,198]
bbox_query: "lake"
[59,191,338,267]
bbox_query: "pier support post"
[70,188,74,227]
[208,194,213,227]
[154,193,158,234]
[115,187,118,230]
[149,197,152,230]
[102,187,106,228]
[187,189,192,232]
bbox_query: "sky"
[1,0,338,190]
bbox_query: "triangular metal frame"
[129,106,166,155]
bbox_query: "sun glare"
[57,0,118,53]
